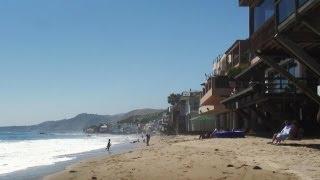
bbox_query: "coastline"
[0,142,138,180]
[43,135,320,180]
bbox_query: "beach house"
[220,0,320,134]
[166,91,201,133]
[179,91,201,132]
[196,40,250,131]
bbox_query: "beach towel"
[213,131,245,138]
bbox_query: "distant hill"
[116,108,164,121]
[0,108,164,132]
[118,111,165,124]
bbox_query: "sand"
[44,135,320,180]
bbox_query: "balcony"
[221,77,317,109]
[250,17,277,53]
[276,0,317,28]
[276,0,296,24]
[248,0,282,54]
[199,103,228,114]
[200,87,231,105]
[274,0,320,56]
[200,76,233,114]
[225,40,250,68]
[276,0,320,39]
[214,40,251,77]
[200,88,213,105]
[249,0,320,55]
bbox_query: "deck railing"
[249,77,317,94]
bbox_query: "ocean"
[0,131,137,179]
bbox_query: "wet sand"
[44,135,320,180]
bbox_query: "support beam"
[318,107,320,123]
[274,34,320,78]
[249,107,268,121]
[258,54,320,105]
[301,20,320,37]
[237,109,250,120]
[249,106,273,130]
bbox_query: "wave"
[0,134,136,175]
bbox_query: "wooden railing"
[247,77,317,94]
[223,77,316,109]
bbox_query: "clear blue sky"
[0,0,248,126]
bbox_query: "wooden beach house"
[198,40,251,131]
[220,0,320,135]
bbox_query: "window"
[265,61,298,93]
[288,63,297,76]
[253,0,275,32]
[278,0,295,23]
[299,0,309,7]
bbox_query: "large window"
[265,61,298,93]
[278,0,295,23]
[253,0,275,32]
[299,0,309,7]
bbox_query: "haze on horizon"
[0,0,247,126]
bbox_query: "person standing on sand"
[146,134,150,146]
[106,139,111,151]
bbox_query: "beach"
[44,135,320,180]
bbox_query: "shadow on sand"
[279,143,320,151]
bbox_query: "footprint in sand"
[253,166,262,170]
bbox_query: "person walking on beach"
[146,133,150,146]
[106,139,111,151]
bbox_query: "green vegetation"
[167,93,181,105]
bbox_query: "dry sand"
[44,135,320,180]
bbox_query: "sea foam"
[0,134,135,175]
